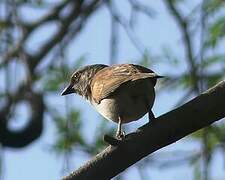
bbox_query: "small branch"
[0,0,103,149]
[128,0,155,18]
[32,1,83,64]
[27,0,74,30]
[165,0,199,92]
[109,15,119,64]
[32,0,101,69]
[63,81,225,180]
[106,0,145,55]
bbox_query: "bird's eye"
[72,74,79,83]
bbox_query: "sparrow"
[61,64,163,140]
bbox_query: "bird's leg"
[148,110,156,123]
[116,116,125,139]
[103,116,125,146]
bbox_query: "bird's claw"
[116,131,126,140]
[103,134,122,146]
[103,131,126,146]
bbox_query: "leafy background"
[0,0,225,179]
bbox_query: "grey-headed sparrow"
[61,64,163,140]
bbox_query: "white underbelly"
[91,80,155,124]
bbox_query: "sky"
[2,0,225,180]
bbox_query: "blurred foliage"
[204,0,225,14]
[151,0,225,179]
[207,16,225,47]
[0,0,225,180]
[52,109,85,153]
[42,55,86,92]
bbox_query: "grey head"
[61,64,108,100]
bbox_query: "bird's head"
[61,64,108,99]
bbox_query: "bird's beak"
[61,84,75,96]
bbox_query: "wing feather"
[91,64,160,103]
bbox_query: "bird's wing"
[90,64,160,103]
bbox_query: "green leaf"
[193,160,201,180]
[51,109,87,153]
[206,16,225,47]
[0,21,10,29]
[202,55,225,68]
[191,127,221,152]
[205,0,225,14]
[205,73,225,87]
[161,46,180,66]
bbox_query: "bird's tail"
[155,75,164,79]
[131,73,164,81]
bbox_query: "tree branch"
[0,0,103,149]
[165,0,199,92]
[31,0,101,70]
[63,80,225,180]
[0,91,45,148]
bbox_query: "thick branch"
[27,0,74,30]
[31,0,101,69]
[0,91,45,148]
[0,0,102,148]
[64,81,225,180]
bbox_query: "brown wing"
[90,64,160,103]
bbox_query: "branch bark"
[63,80,225,180]
[0,91,45,148]
[0,0,103,148]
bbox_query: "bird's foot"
[103,134,122,146]
[103,131,126,146]
[116,130,126,140]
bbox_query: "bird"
[61,64,163,140]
